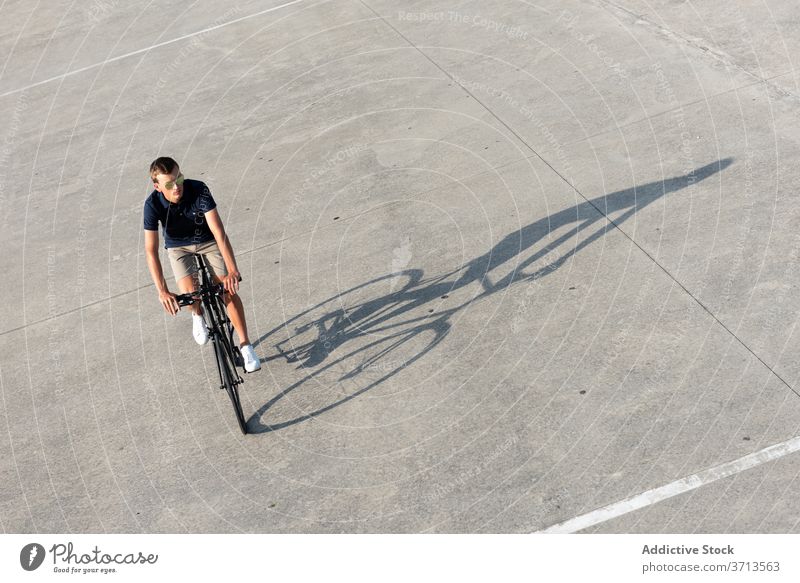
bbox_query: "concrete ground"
[1,0,800,533]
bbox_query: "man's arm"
[205,209,240,295]
[145,229,180,315]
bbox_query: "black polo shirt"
[143,178,217,248]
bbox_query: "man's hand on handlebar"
[159,289,180,316]
[222,270,241,296]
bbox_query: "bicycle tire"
[213,335,248,434]
[203,292,247,434]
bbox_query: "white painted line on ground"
[537,435,800,533]
[0,0,307,99]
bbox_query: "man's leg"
[176,269,210,346]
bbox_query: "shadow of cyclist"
[247,158,733,433]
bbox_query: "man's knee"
[222,290,241,305]
[177,274,198,293]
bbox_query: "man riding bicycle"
[143,156,261,373]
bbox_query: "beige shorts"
[167,239,228,282]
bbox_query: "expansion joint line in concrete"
[596,0,799,101]
[359,0,800,405]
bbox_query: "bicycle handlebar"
[174,275,242,307]
[175,290,212,306]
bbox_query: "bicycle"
[174,253,248,434]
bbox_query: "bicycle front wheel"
[214,335,247,434]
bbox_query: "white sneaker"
[240,344,261,372]
[192,313,208,345]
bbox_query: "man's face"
[154,167,184,204]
